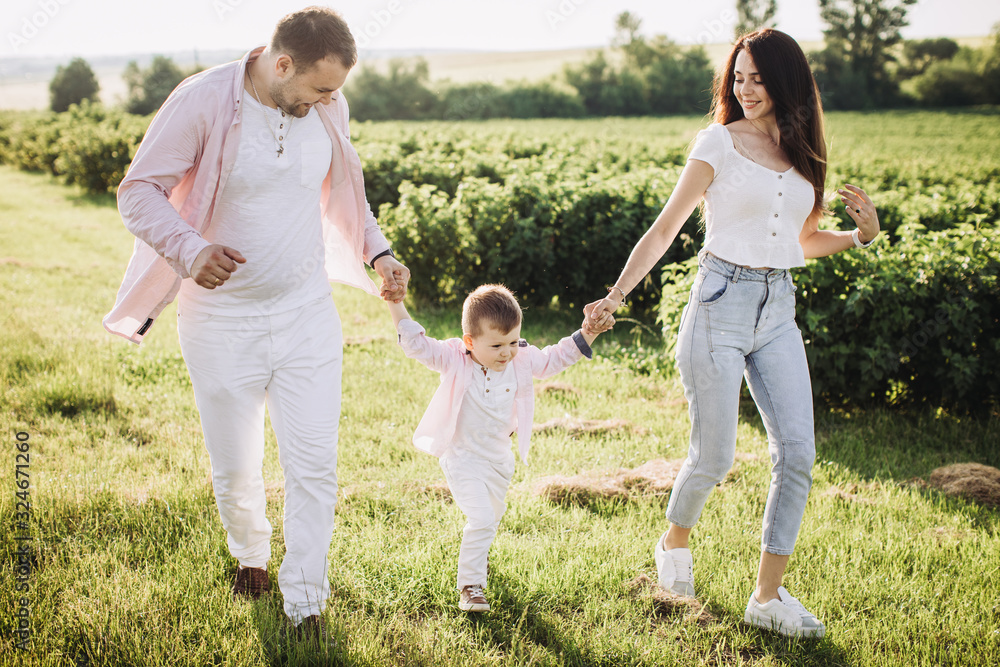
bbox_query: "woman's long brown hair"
[711,29,827,217]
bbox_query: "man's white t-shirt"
[178,94,333,316]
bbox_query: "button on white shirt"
[451,361,518,463]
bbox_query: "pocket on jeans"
[697,270,730,305]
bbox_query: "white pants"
[178,296,342,624]
[440,450,515,589]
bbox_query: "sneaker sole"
[669,582,695,597]
[458,602,490,612]
[744,611,825,639]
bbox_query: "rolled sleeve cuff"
[396,317,426,341]
[571,330,593,359]
[176,233,213,280]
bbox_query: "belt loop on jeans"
[732,265,742,283]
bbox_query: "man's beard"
[270,80,312,118]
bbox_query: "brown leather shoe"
[232,565,270,601]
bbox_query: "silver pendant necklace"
[248,70,292,157]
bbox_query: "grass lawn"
[0,163,998,666]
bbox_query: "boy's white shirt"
[396,318,592,463]
[451,363,518,464]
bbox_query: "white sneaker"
[744,586,825,638]
[653,531,694,596]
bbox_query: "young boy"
[388,285,608,612]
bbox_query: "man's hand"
[191,244,246,289]
[373,255,410,303]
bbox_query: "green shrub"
[869,184,1000,236]
[54,116,146,193]
[499,83,586,119]
[0,111,64,174]
[657,224,1000,412]
[0,102,150,193]
[378,168,701,315]
[378,182,474,304]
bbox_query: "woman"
[585,29,880,639]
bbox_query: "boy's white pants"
[177,296,342,625]
[440,450,516,589]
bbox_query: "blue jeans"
[667,253,815,556]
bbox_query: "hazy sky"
[3,0,998,59]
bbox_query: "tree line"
[45,0,1000,118]
[48,55,201,115]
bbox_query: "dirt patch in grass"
[822,481,880,504]
[628,573,716,627]
[403,480,453,502]
[265,481,285,502]
[535,455,757,507]
[344,335,390,346]
[535,382,580,395]
[532,417,644,437]
[925,526,974,544]
[928,463,1000,508]
[536,458,682,505]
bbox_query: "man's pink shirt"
[104,47,391,344]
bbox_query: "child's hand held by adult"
[374,255,410,303]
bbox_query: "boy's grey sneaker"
[744,586,825,638]
[459,584,490,612]
[654,531,694,596]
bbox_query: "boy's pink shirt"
[103,47,391,344]
[397,318,591,463]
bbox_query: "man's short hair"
[462,284,523,338]
[271,6,357,71]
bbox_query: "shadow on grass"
[736,629,853,667]
[67,189,118,209]
[735,383,1000,487]
[252,595,356,667]
[461,574,644,665]
[461,569,853,667]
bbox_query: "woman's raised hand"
[839,184,880,243]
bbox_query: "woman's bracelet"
[852,228,875,249]
[607,285,627,304]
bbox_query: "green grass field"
[1,113,998,666]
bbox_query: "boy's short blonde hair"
[461,284,522,337]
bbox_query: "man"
[103,7,410,634]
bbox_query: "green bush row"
[0,110,996,411]
[657,224,1000,412]
[0,102,148,193]
[379,169,701,316]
